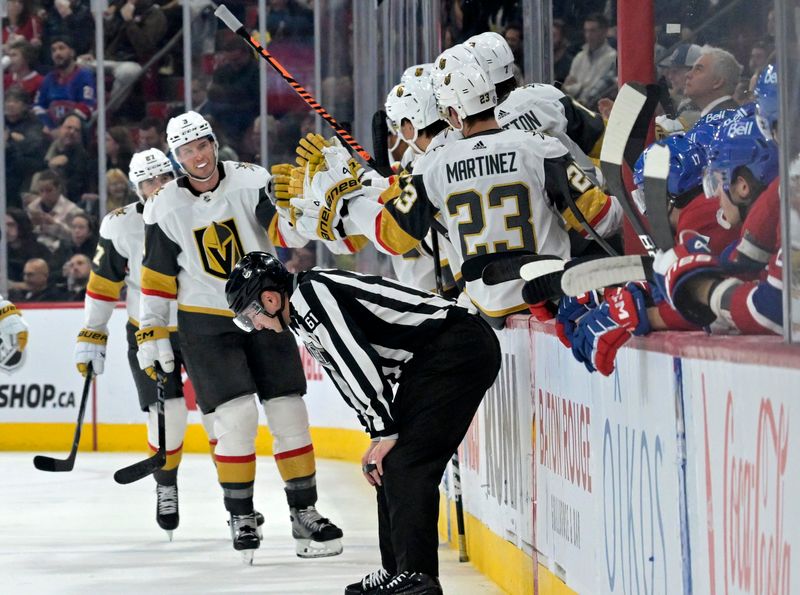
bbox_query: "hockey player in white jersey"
[381,76,458,295]
[465,32,606,183]
[0,296,28,372]
[74,149,194,538]
[293,59,620,324]
[137,111,342,563]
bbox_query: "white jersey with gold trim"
[139,161,276,332]
[85,201,177,330]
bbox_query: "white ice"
[0,453,501,594]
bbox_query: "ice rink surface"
[0,452,501,594]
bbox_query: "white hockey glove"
[0,301,28,373]
[74,327,107,376]
[135,326,174,380]
[292,145,363,242]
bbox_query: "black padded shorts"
[178,327,307,414]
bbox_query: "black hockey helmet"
[226,252,292,330]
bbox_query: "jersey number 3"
[446,183,536,257]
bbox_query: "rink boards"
[3,306,800,595]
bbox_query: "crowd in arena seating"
[2,0,788,344]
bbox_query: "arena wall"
[4,306,799,595]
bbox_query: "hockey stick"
[371,110,394,177]
[33,364,94,472]
[520,258,567,303]
[451,451,469,562]
[460,250,535,283]
[560,255,655,296]
[429,229,468,562]
[600,82,661,255]
[481,254,560,285]
[216,5,374,169]
[559,140,675,295]
[113,364,167,484]
[215,5,451,241]
[642,143,675,251]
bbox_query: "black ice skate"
[155,484,179,541]
[290,505,343,558]
[345,568,392,594]
[374,572,442,595]
[254,509,265,540]
[228,512,260,565]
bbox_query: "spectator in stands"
[13,258,68,303]
[106,168,137,211]
[204,34,260,144]
[6,209,52,294]
[42,0,95,58]
[552,19,575,86]
[62,253,91,301]
[5,88,46,209]
[34,35,96,131]
[50,209,98,270]
[137,116,168,152]
[504,22,524,71]
[92,0,167,113]
[658,43,703,121]
[267,0,314,41]
[27,169,84,253]
[3,40,44,98]
[748,41,772,77]
[68,213,98,258]
[2,0,43,50]
[684,46,742,116]
[563,13,617,109]
[44,114,94,203]
[106,126,135,174]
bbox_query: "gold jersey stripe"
[86,272,125,301]
[377,210,420,255]
[141,266,178,297]
[177,304,235,318]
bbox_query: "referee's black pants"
[376,314,502,578]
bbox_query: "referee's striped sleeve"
[294,279,397,438]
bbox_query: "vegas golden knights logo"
[193,218,245,279]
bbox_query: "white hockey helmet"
[400,63,433,84]
[465,32,515,85]
[129,148,175,201]
[385,77,441,153]
[167,110,217,156]
[433,60,497,124]
[167,110,219,181]
[431,45,479,87]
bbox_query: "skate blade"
[295,537,343,558]
[165,530,173,542]
[240,550,254,565]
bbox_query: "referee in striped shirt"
[226,252,501,595]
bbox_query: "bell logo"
[193,218,245,279]
[764,70,778,84]
[728,120,753,138]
